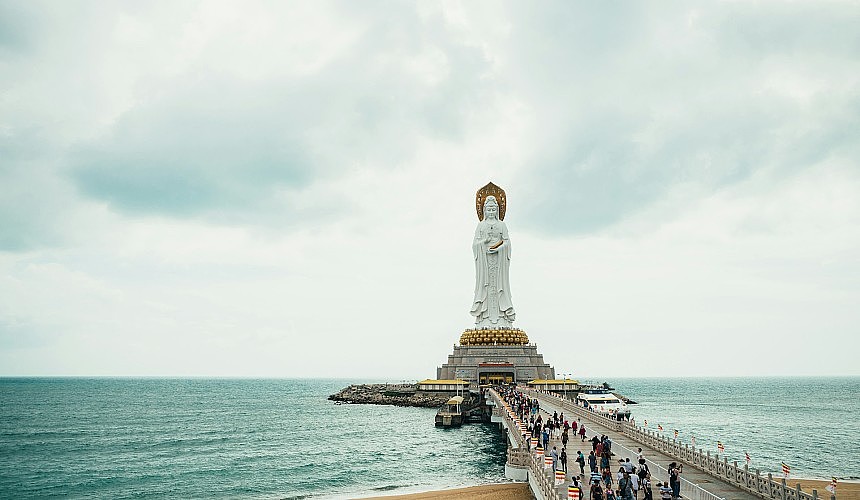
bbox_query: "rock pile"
[328,384,450,408]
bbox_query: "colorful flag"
[658,424,663,432]
[569,486,582,500]
[545,456,554,470]
[745,452,751,464]
[536,446,544,459]
[782,462,790,478]
[717,441,725,453]
[825,477,837,494]
[556,469,566,485]
[691,435,696,447]
[644,420,648,427]
[674,429,679,439]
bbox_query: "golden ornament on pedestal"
[459,328,529,345]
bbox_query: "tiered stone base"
[437,340,555,386]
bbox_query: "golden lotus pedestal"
[458,328,530,346]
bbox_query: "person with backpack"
[642,475,653,500]
[619,471,635,500]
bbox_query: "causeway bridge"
[487,388,835,500]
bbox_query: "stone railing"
[526,390,837,500]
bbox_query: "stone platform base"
[437,342,555,386]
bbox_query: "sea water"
[0,378,506,499]
[0,377,857,499]
[609,377,860,481]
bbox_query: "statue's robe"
[470,219,516,326]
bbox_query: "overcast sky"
[1,1,859,379]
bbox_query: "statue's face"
[485,204,498,219]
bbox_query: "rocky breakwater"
[328,384,450,408]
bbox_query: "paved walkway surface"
[522,391,761,500]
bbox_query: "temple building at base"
[435,328,554,386]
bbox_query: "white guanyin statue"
[470,194,516,328]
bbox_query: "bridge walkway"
[526,389,761,500]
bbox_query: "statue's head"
[483,196,499,220]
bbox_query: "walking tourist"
[588,451,598,473]
[561,448,568,473]
[580,424,587,441]
[623,458,635,474]
[619,471,635,500]
[603,468,613,489]
[591,480,605,500]
[642,475,653,500]
[629,469,640,499]
[638,462,650,481]
[577,450,587,475]
[551,446,559,471]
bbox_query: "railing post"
[768,473,774,497]
[781,477,787,500]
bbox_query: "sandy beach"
[357,482,533,500]
[357,478,859,500]
[780,479,859,500]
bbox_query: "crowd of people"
[497,387,685,500]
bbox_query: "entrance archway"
[479,372,514,384]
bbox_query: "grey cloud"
[69,4,491,220]
[505,2,860,235]
[72,77,314,216]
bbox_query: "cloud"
[65,2,494,221]
[490,2,860,235]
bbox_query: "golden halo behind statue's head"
[476,182,507,221]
